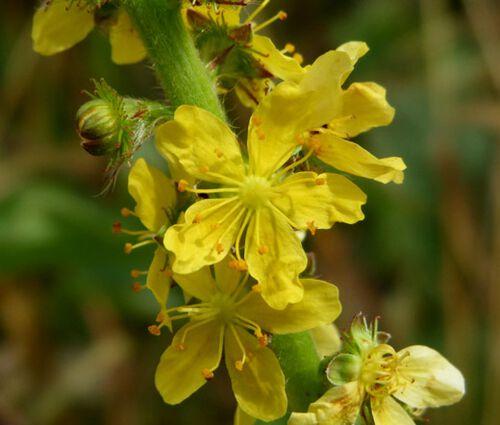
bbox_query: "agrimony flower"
[157,105,366,309]
[154,255,342,421]
[288,315,465,425]
[32,0,146,64]
[253,41,406,185]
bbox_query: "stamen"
[229,324,247,371]
[256,129,266,140]
[124,239,155,254]
[283,43,295,54]
[267,202,301,229]
[177,179,189,192]
[189,197,238,224]
[315,177,326,185]
[258,245,269,255]
[234,210,253,261]
[202,368,215,381]
[112,221,122,234]
[214,148,224,158]
[121,207,134,217]
[251,115,263,127]
[275,149,314,177]
[293,53,304,65]
[156,312,165,323]
[132,282,145,293]
[148,324,162,336]
[252,283,262,293]
[179,318,214,347]
[258,334,269,348]
[253,11,287,32]
[243,0,270,24]
[229,259,248,271]
[307,221,317,236]
[199,165,210,173]
[130,269,146,278]
[216,243,224,254]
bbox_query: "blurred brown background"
[0,0,498,424]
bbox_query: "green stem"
[255,332,325,425]
[123,0,225,120]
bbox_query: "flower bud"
[326,353,362,386]
[76,99,119,156]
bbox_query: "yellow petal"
[225,326,287,421]
[313,133,406,184]
[234,78,271,110]
[310,324,342,359]
[155,320,223,404]
[287,412,318,425]
[272,172,366,229]
[156,105,246,185]
[109,11,147,65]
[253,35,305,83]
[393,345,465,409]
[238,278,341,334]
[245,207,307,310]
[336,41,369,65]
[248,50,353,177]
[164,198,244,273]
[173,265,217,302]
[128,158,176,232]
[371,396,415,425]
[331,82,395,138]
[234,406,256,425]
[147,248,171,309]
[306,382,363,425]
[32,0,94,55]
[214,254,243,294]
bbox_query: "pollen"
[199,165,209,173]
[193,213,203,224]
[132,282,144,293]
[124,243,134,254]
[235,360,244,371]
[214,148,224,158]
[256,129,266,140]
[229,259,248,271]
[112,221,122,234]
[252,283,262,293]
[307,221,317,236]
[121,207,132,217]
[251,115,263,127]
[278,11,287,20]
[216,243,224,254]
[176,342,186,351]
[293,53,304,65]
[258,245,269,255]
[258,334,269,348]
[177,179,189,192]
[148,325,161,336]
[315,177,326,185]
[210,223,221,230]
[202,368,215,381]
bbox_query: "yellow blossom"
[254,41,406,185]
[154,255,342,421]
[157,105,366,309]
[32,0,146,64]
[288,316,465,425]
[121,159,177,312]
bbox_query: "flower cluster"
[31,1,465,424]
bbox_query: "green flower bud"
[326,353,362,386]
[76,99,119,156]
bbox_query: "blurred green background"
[0,0,498,424]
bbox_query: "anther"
[193,213,203,224]
[258,334,269,348]
[130,269,145,278]
[210,223,221,230]
[284,43,295,53]
[148,325,161,336]
[156,312,165,323]
[278,11,287,20]
[235,360,244,371]
[315,177,326,186]
[132,282,145,293]
[229,259,248,271]
[202,368,215,381]
[293,53,304,65]
[251,115,263,127]
[216,243,224,254]
[124,243,134,254]
[296,134,306,145]
[199,165,209,173]
[121,207,133,217]
[252,283,262,293]
[176,342,186,351]
[307,221,317,236]
[258,245,269,255]
[214,148,224,158]
[112,221,122,234]
[256,129,266,140]
[178,179,189,192]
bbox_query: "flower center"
[210,292,238,324]
[360,344,400,398]
[238,175,271,209]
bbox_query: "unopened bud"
[76,99,118,156]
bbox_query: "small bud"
[326,353,362,386]
[76,99,119,156]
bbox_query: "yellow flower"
[119,159,178,312]
[154,255,342,421]
[185,1,305,108]
[288,316,465,425]
[32,0,146,64]
[157,105,366,309]
[255,41,406,185]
